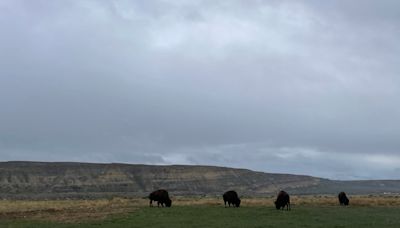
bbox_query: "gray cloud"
[1,0,400,180]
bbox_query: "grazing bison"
[275,190,291,210]
[338,192,349,206]
[149,189,172,207]
[223,190,241,207]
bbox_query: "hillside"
[0,162,399,199]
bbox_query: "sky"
[1,0,400,180]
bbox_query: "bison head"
[165,199,172,207]
[274,201,280,210]
[235,199,241,207]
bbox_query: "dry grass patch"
[0,198,147,223]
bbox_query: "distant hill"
[0,161,399,199]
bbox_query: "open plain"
[1,195,400,227]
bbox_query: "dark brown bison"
[223,190,241,207]
[275,190,290,210]
[338,192,349,206]
[149,189,172,207]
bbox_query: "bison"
[223,190,241,207]
[338,192,349,206]
[275,190,291,210]
[149,189,172,207]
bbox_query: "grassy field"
[0,196,400,227]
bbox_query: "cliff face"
[0,162,319,198]
[0,162,399,199]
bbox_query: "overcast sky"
[1,0,400,180]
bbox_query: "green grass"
[1,205,400,228]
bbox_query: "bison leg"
[157,201,161,207]
[224,200,227,208]
[150,200,153,207]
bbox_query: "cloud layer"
[1,0,400,179]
